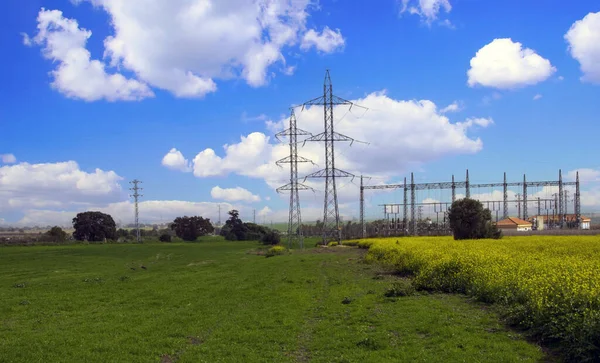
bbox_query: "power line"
[129,179,143,243]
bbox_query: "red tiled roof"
[496,217,532,227]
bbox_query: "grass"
[0,241,547,362]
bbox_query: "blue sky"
[1,0,600,226]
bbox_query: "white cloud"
[301,26,345,53]
[0,154,17,164]
[456,117,494,129]
[161,148,191,172]
[168,92,493,201]
[0,160,123,212]
[565,11,600,83]
[191,132,273,178]
[567,168,600,183]
[21,32,32,46]
[27,8,154,102]
[211,186,261,203]
[440,101,462,113]
[41,0,345,99]
[467,38,556,89]
[257,206,272,217]
[533,94,542,100]
[400,0,452,25]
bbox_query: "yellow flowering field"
[345,236,600,360]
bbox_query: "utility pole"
[276,108,314,249]
[298,70,368,245]
[218,204,221,227]
[129,179,143,243]
[253,209,256,224]
[564,190,570,216]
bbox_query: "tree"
[44,226,67,242]
[220,210,249,241]
[72,211,117,242]
[159,233,172,242]
[170,216,214,241]
[448,198,502,240]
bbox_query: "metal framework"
[380,197,557,235]
[295,70,367,245]
[276,108,314,249]
[360,170,581,237]
[129,179,143,243]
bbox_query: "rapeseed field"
[346,236,600,361]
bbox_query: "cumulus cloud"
[30,0,345,100]
[0,160,123,212]
[0,154,17,164]
[400,0,452,25]
[301,27,345,53]
[533,94,543,101]
[164,92,493,203]
[26,8,154,102]
[565,11,600,83]
[467,38,556,89]
[211,186,261,203]
[161,148,191,172]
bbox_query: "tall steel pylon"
[276,108,314,249]
[297,70,367,245]
[129,179,143,243]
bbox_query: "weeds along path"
[0,242,547,362]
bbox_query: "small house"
[496,217,533,232]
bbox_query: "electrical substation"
[276,70,586,246]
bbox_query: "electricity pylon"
[276,108,314,249]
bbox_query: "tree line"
[1,209,281,246]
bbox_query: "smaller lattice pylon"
[275,108,315,249]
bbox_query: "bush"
[265,245,287,257]
[327,241,339,247]
[159,233,172,242]
[261,231,281,245]
[448,198,501,240]
[384,280,416,297]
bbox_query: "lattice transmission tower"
[129,179,143,243]
[297,70,367,245]
[276,108,315,249]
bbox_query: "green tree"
[44,226,67,242]
[72,211,117,242]
[448,198,502,240]
[220,210,249,241]
[170,216,214,241]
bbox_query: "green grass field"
[1,239,547,362]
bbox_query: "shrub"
[265,245,287,257]
[261,231,281,245]
[327,241,339,247]
[159,233,172,242]
[384,280,416,297]
[448,198,501,240]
